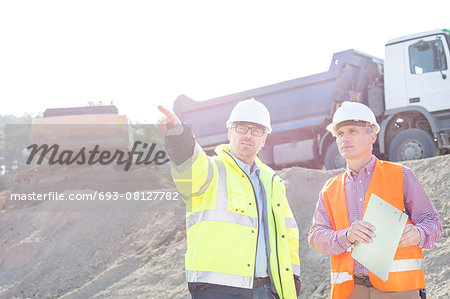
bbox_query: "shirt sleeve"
[164,124,196,165]
[402,166,442,249]
[308,192,353,256]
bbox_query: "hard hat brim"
[326,120,380,136]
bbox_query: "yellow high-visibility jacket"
[171,143,300,298]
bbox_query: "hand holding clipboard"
[351,194,408,281]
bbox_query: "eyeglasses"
[233,124,266,137]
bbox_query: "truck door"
[405,34,450,112]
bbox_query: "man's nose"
[342,132,351,142]
[244,129,253,137]
[338,134,350,145]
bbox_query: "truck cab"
[385,29,450,112]
[379,29,450,162]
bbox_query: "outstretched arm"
[157,105,213,198]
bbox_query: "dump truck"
[173,29,450,169]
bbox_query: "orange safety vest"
[322,159,424,299]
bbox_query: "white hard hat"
[226,99,272,133]
[326,101,380,136]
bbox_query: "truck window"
[409,39,448,74]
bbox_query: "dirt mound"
[0,155,448,298]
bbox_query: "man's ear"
[260,135,267,149]
[227,127,232,141]
[370,132,377,144]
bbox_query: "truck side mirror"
[432,42,442,69]
[412,40,429,51]
[431,38,447,79]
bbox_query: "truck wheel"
[324,143,346,170]
[388,129,437,162]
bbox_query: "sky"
[1,0,449,123]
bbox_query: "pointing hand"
[156,105,184,136]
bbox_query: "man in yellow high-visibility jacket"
[157,99,301,299]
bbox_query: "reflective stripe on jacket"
[170,143,300,299]
[322,159,424,299]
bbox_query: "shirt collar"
[228,151,260,176]
[346,155,376,180]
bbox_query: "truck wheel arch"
[388,129,437,162]
[324,142,346,170]
[319,131,346,170]
[378,106,440,154]
[319,131,335,156]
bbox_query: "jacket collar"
[214,144,276,177]
[346,155,377,180]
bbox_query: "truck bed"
[174,49,383,154]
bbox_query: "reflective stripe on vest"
[215,159,228,210]
[331,272,353,284]
[390,259,423,272]
[186,270,253,289]
[191,158,214,197]
[186,209,258,230]
[291,263,301,276]
[284,217,297,229]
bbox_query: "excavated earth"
[0,155,449,298]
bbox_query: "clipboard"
[351,193,408,281]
